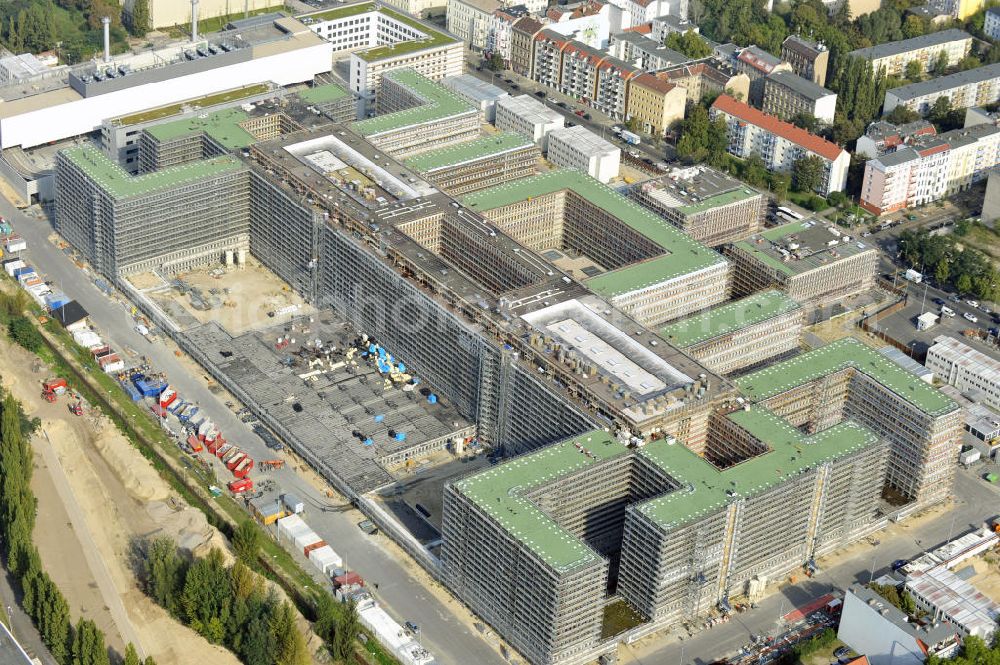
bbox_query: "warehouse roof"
[736,337,958,416]
[731,218,875,277]
[144,107,256,149]
[404,132,534,172]
[60,145,244,200]
[848,28,971,62]
[659,290,800,348]
[462,169,727,296]
[351,69,474,136]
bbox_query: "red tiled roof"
[535,29,570,46]
[632,72,677,94]
[917,143,949,157]
[512,16,545,36]
[847,657,870,665]
[625,23,652,34]
[562,41,606,65]
[711,94,846,162]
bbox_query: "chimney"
[102,16,111,62]
[191,0,200,42]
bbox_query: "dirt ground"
[966,555,1000,603]
[129,258,313,335]
[0,338,241,665]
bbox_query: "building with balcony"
[447,0,502,51]
[511,16,549,77]
[846,29,972,78]
[884,62,1000,116]
[855,119,936,158]
[594,57,640,120]
[559,41,608,101]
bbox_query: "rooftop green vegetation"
[461,170,727,296]
[114,84,270,127]
[676,186,758,216]
[298,82,350,104]
[637,408,879,529]
[735,337,958,417]
[732,219,874,277]
[299,1,376,21]
[354,7,457,61]
[351,69,474,136]
[404,132,534,171]
[658,290,801,348]
[457,408,881,569]
[144,107,256,150]
[60,145,244,200]
[453,431,628,572]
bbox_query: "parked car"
[574,109,585,116]
[964,312,979,323]
[949,294,961,303]
[534,90,545,97]
[967,299,980,308]
[941,306,956,317]
[582,113,591,120]
[405,621,420,635]
[933,298,945,306]
[557,101,567,108]
[892,559,908,571]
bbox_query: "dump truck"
[228,478,253,494]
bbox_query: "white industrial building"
[441,74,509,122]
[926,335,1000,411]
[0,16,332,150]
[357,599,433,665]
[545,125,620,183]
[494,95,564,151]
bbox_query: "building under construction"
[403,132,539,195]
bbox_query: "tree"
[956,272,973,294]
[232,521,262,566]
[770,173,790,199]
[124,643,141,665]
[181,549,232,643]
[793,155,825,193]
[127,0,150,36]
[932,49,949,74]
[790,112,819,132]
[665,30,712,58]
[72,619,110,665]
[886,105,920,124]
[705,116,729,168]
[144,537,187,616]
[904,59,923,81]
[742,154,768,187]
[929,95,953,126]
[676,105,711,163]
[902,14,925,38]
[7,317,43,353]
[271,602,309,665]
[485,52,504,71]
[935,259,950,284]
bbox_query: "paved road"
[620,468,998,665]
[0,197,508,665]
[37,429,146,657]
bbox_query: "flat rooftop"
[848,28,972,61]
[637,165,761,217]
[404,132,534,172]
[732,219,874,277]
[143,107,257,149]
[351,69,475,137]
[462,169,727,297]
[112,83,272,127]
[888,62,1000,101]
[658,290,801,348]
[548,124,619,157]
[736,337,958,417]
[59,145,245,200]
[298,81,351,104]
[303,2,458,61]
[496,94,563,125]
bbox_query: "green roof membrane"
[351,69,474,136]
[354,7,457,61]
[300,1,376,21]
[454,432,628,572]
[298,82,350,104]
[144,107,256,150]
[60,146,243,200]
[637,409,879,529]
[659,290,801,348]
[405,132,534,172]
[676,187,757,216]
[736,337,958,416]
[461,170,727,296]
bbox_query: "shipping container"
[233,457,254,478]
[186,435,203,453]
[226,451,247,470]
[228,478,253,494]
[294,529,322,553]
[309,545,343,574]
[215,443,233,459]
[304,540,327,557]
[334,571,363,588]
[277,514,306,539]
[282,493,305,514]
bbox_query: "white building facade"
[926,335,1000,411]
[495,94,565,150]
[546,125,620,182]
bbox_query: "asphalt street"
[0,195,508,665]
[620,467,999,665]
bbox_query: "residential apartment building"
[534,30,571,90]
[846,29,973,78]
[731,45,793,105]
[884,62,1000,116]
[486,5,530,66]
[926,335,1000,411]
[301,3,464,110]
[711,94,850,195]
[546,125,621,183]
[495,94,565,150]
[986,7,1000,40]
[658,290,803,374]
[462,170,730,326]
[609,0,680,29]
[860,123,1000,215]
[727,218,879,306]
[543,0,615,49]
[632,165,765,246]
[351,69,479,159]
[560,41,608,101]
[510,16,548,77]
[659,60,750,104]
[762,71,837,124]
[651,14,698,41]
[609,32,691,71]
[625,73,685,136]
[594,57,640,120]
[780,35,830,87]
[447,0,502,51]
[855,119,936,158]
[404,132,539,194]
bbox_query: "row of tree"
[0,388,153,665]
[141,538,316,665]
[897,227,1000,302]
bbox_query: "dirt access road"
[0,336,240,665]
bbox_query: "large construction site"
[49,66,963,665]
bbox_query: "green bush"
[8,316,43,352]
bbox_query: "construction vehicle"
[228,478,253,494]
[69,401,83,416]
[42,378,68,402]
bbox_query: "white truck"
[904,269,922,284]
[620,130,641,145]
